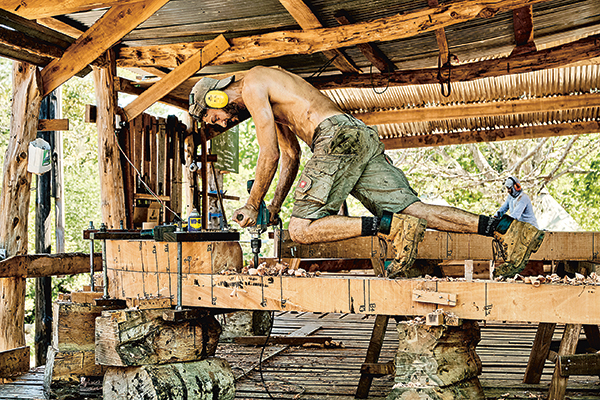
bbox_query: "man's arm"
[233,80,280,227]
[267,124,301,222]
[494,197,510,218]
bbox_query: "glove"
[267,204,281,226]
[233,204,258,228]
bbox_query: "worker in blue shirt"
[495,176,539,229]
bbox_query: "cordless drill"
[236,180,278,268]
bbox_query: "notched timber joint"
[412,289,457,306]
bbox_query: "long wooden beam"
[275,230,600,262]
[381,120,600,149]
[107,267,600,325]
[0,253,102,278]
[117,0,552,69]
[122,34,230,121]
[3,0,147,19]
[307,34,600,90]
[40,0,169,97]
[357,93,600,126]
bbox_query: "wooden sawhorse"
[524,323,600,400]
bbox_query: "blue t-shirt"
[495,192,539,228]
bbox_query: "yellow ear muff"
[205,90,228,109]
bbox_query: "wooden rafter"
[4,0,147,19]
[511,5,536,56]
[116,78,188,110]
[357,93,600,126]
[278,0,360,74]
[40,0,169,97]
[381,120,600,150]
[117,0,552,69]
[307,34,600,90]
[333,10,396,73]
[122,34,230,121]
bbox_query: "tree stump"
[95,308,221,366]
[387,320,484,400]
[103,358,235,400]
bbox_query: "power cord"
[258,310,276,399]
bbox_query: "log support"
[93,49,126,228]
[388,320,484,399]
[0,62,42,357]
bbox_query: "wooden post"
[523,322,556,383]
[548,324,582,400]
[34,93,55,366]
[356,315,389,398]
[93,49,126,228]
[0,62,43,351]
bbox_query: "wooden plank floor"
[1,312,599,399]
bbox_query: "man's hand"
[267,204,281,226]
[233,204,258,228]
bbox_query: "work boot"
[379,214,427,278]
[493,219,545,278]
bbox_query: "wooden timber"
[0,63,42,353]
[106,259,600,325]
[95,308,221,366]
[0,347,30,378]
[122,34,230,121]
[116,0,551,70]
[93,50,126,229]
[40,0,169,96]
[358,93,600,126]
[106,240,243,299]
[0,252,101,278]
[275,230,600,262]
[37,118,68,131]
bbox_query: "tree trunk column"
[0,62,43,350]
[93,50,126,229]
[387,320,484,399]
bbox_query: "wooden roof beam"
[40,0,169,97]
[511,5,537,56]
[118,0,551,69]
[357,92,600,125]
[278,0,360,74]
[381,120,600,150]
[308,34,600,90]
[122,34,229,121]
[333,9,396,73]
[3,0,149,19]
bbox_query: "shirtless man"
[189,66,544,278]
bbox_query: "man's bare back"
[240,66,342,146]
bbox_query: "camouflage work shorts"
[291,114,420,220]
